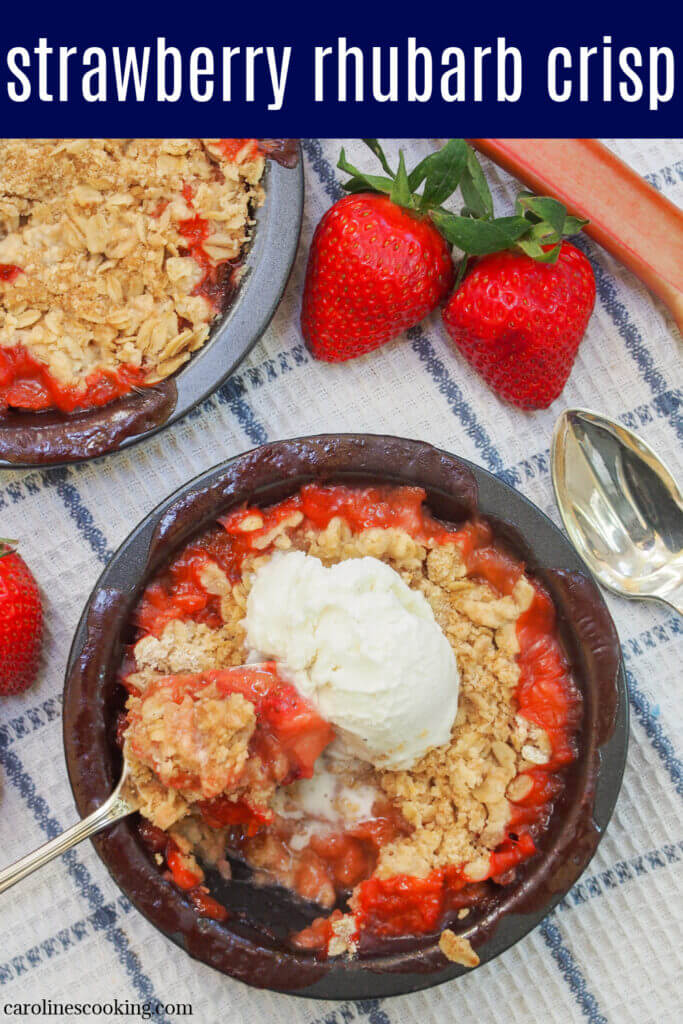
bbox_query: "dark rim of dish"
[63,434,629,1000]
[0,145,304,468]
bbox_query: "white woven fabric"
[0,138,681,1024]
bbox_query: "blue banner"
[1,3,680,136]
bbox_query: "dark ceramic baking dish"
[63,435,628,999]
[0,149,303,468]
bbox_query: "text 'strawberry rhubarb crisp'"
[0,139,265,414]
[119,484,582,967]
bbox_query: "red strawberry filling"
[0,345,149,414]
[0,139,263,415]
[125,666,334,832]
[128,484,582,946]
[0,264,23,283]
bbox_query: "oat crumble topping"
[124,679,256,830]
[439,928,480,968]
[125,511,547,896]
[0,139,264,396]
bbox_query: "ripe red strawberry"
[442,243,596,409]
[302,192,454,361]
[301,140,594,388]
[0,540,43,696]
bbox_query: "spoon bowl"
[551,408,683,614]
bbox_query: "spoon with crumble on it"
[0,662,333,894]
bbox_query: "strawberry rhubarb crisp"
[119,484,582,967]
[0,139,265,414]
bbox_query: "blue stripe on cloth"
[625,667,683,798]
[309,1001,390,1024]
[541,919,608,1024]
[0,696,62,751]
[189,345,312,423]
[308,1005,353,1024]
[408,326,504,474]
[355,1002,391,1024]
[309,1009,345,1024]
[0,465,113,564]
[622,613,681,660]
[234,344,311,393]
[556,840,683,911]
[619,389,682,431]
[0,895,130,986]
[301,138,344,203]
[0,399,267,568]
[498,389,681,488]
[574,238,682,441]
[0,746,173,1022]
[50,476,114,564]
[216,377,269,445]
[0,473,42,510]
[0,466,65,510]
[644,160,683,192]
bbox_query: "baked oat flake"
[0,139,264,412]
[119,484,581,960]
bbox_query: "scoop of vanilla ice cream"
[245,550,459,770]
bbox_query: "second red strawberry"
[442,243,596,409]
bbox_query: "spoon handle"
[0,789,132,895]
[663,584,683,617]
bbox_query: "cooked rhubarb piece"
[123,665,334,830]
[126,484,582,958]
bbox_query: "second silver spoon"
[551,408,683,615]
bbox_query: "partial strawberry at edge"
[301,194,454,362]
[0,540,43,696]
[442,243,596,410]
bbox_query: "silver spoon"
[551,408,683,615]
[0,661,278,894]
[0,764,134,894]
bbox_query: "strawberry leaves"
[337,148,394,197]
[513,192,589,261]
[337,140,590,266]
[362,138,395,177]
[0,538,18,560]
[431,211,530,254]
[390,152,414,208]
[516,194,567,234]
[459,146,494,219]
[413,139,469,211]
[339,139,469,214]
[435,178,589,265]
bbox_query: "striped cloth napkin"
[0,138,680,1024]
